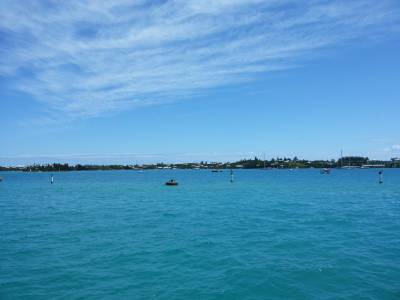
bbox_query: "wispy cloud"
[0,0,398,120]
[391,145,400,151]
[382,144,400,153]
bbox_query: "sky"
[0,0,400,165]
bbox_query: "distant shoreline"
[1,156,399,172]
[1,168,399,173]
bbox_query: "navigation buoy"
[378,171,383,184]
[51,175,54,184]
[230,169,234,183]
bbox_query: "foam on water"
[1,169,399,299]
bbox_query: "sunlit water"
[1,169,399,299]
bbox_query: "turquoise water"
[1,169,399,299]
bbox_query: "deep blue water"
[1,169,399,299]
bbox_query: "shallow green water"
[1,169,399,299]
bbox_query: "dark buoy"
[379,171,383,184]
[230,169,234,183]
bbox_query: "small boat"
[320,168,331,174]
[165,179,178,186]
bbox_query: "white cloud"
[0,0,398,120]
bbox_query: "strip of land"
[1,156,399,171]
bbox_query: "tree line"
[1,156,399,172]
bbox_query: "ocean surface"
[1,169,399,299]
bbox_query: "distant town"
[1,156,400,172]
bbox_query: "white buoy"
[51,175,54,184]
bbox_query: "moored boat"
[165,179,178,186]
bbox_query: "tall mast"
[263,152,266,169]
[340,149,343,168]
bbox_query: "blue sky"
[1,0,400,165]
